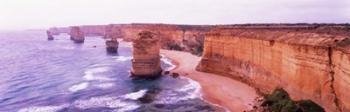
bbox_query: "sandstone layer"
[196,25,350,112]
[131,31,162,78]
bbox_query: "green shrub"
[262,88,325,112]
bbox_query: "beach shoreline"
[161,49,260,112]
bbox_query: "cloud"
[0,0,349,30]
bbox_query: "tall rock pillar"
[131,31,162,79]
[70,26,85,43]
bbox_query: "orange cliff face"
[50,24,209,55]
[196,25,350,112]
[131,31,162,78]
[115,24,209,55]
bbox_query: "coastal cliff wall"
[116,24,209,55]
[49,24,209,55]
[196,25,350,112]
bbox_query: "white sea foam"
[160,54,176,71]
[156,77,201,104]
[69,82,89,92]
[73,96,140,111]
[83,67,113,81]
[176,77,201,100]
[18,104,68,112]
[113,56,133,62]
[95,83,114,89]
[121,89,147,100]
[61,46,74,50]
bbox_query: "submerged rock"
[163,71,170,75]
[138,88,161,104]
[171,73,180,78]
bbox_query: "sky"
[0,0,349,30]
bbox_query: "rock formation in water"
[70,26,85,43]
[104,25,119,53]
[196,24,350,112]
[46,30,54,40]
[50,24,209,55]
[105,39,119,53]
[118,24,209,55]
[131,31,162,79]
[46,23,350,111]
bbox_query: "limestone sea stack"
[104,25,119,53]
[46,30,54,40]
[131,31,162,79]
[105,39,119,53]
[70,26,85,43]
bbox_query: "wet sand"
[161,50,260,112]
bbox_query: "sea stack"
[104,25,119,53]
[105,39,119,53]
[70,26,85,43]
[131,31,162,79]
[46,30,54,40]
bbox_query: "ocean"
[0,30,221,112]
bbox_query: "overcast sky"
[0,0,349,30]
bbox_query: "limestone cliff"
[50,24,209,55]
[115,24,209,55]
[196,25,350,112]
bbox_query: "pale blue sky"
[0,0,349,30]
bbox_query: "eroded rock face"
[333,46,350,112]
[196,25,350,112]
[48,24,210,55]
[117,24,209,55]
[131,31,162,78]
[103,25,124,39]
[70,26,85,43]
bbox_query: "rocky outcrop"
[104,25,119,53]
[116,24,209,55]
[46,30,54,40]
[105,39,119,53]
[49,24,209,55]
[131,31,162,78]
[48,27,68,35]
[196,25,350,112]
[70,26,85,43]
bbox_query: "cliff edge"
[196,25,350,112]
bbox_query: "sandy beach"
[161,50,260,112]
